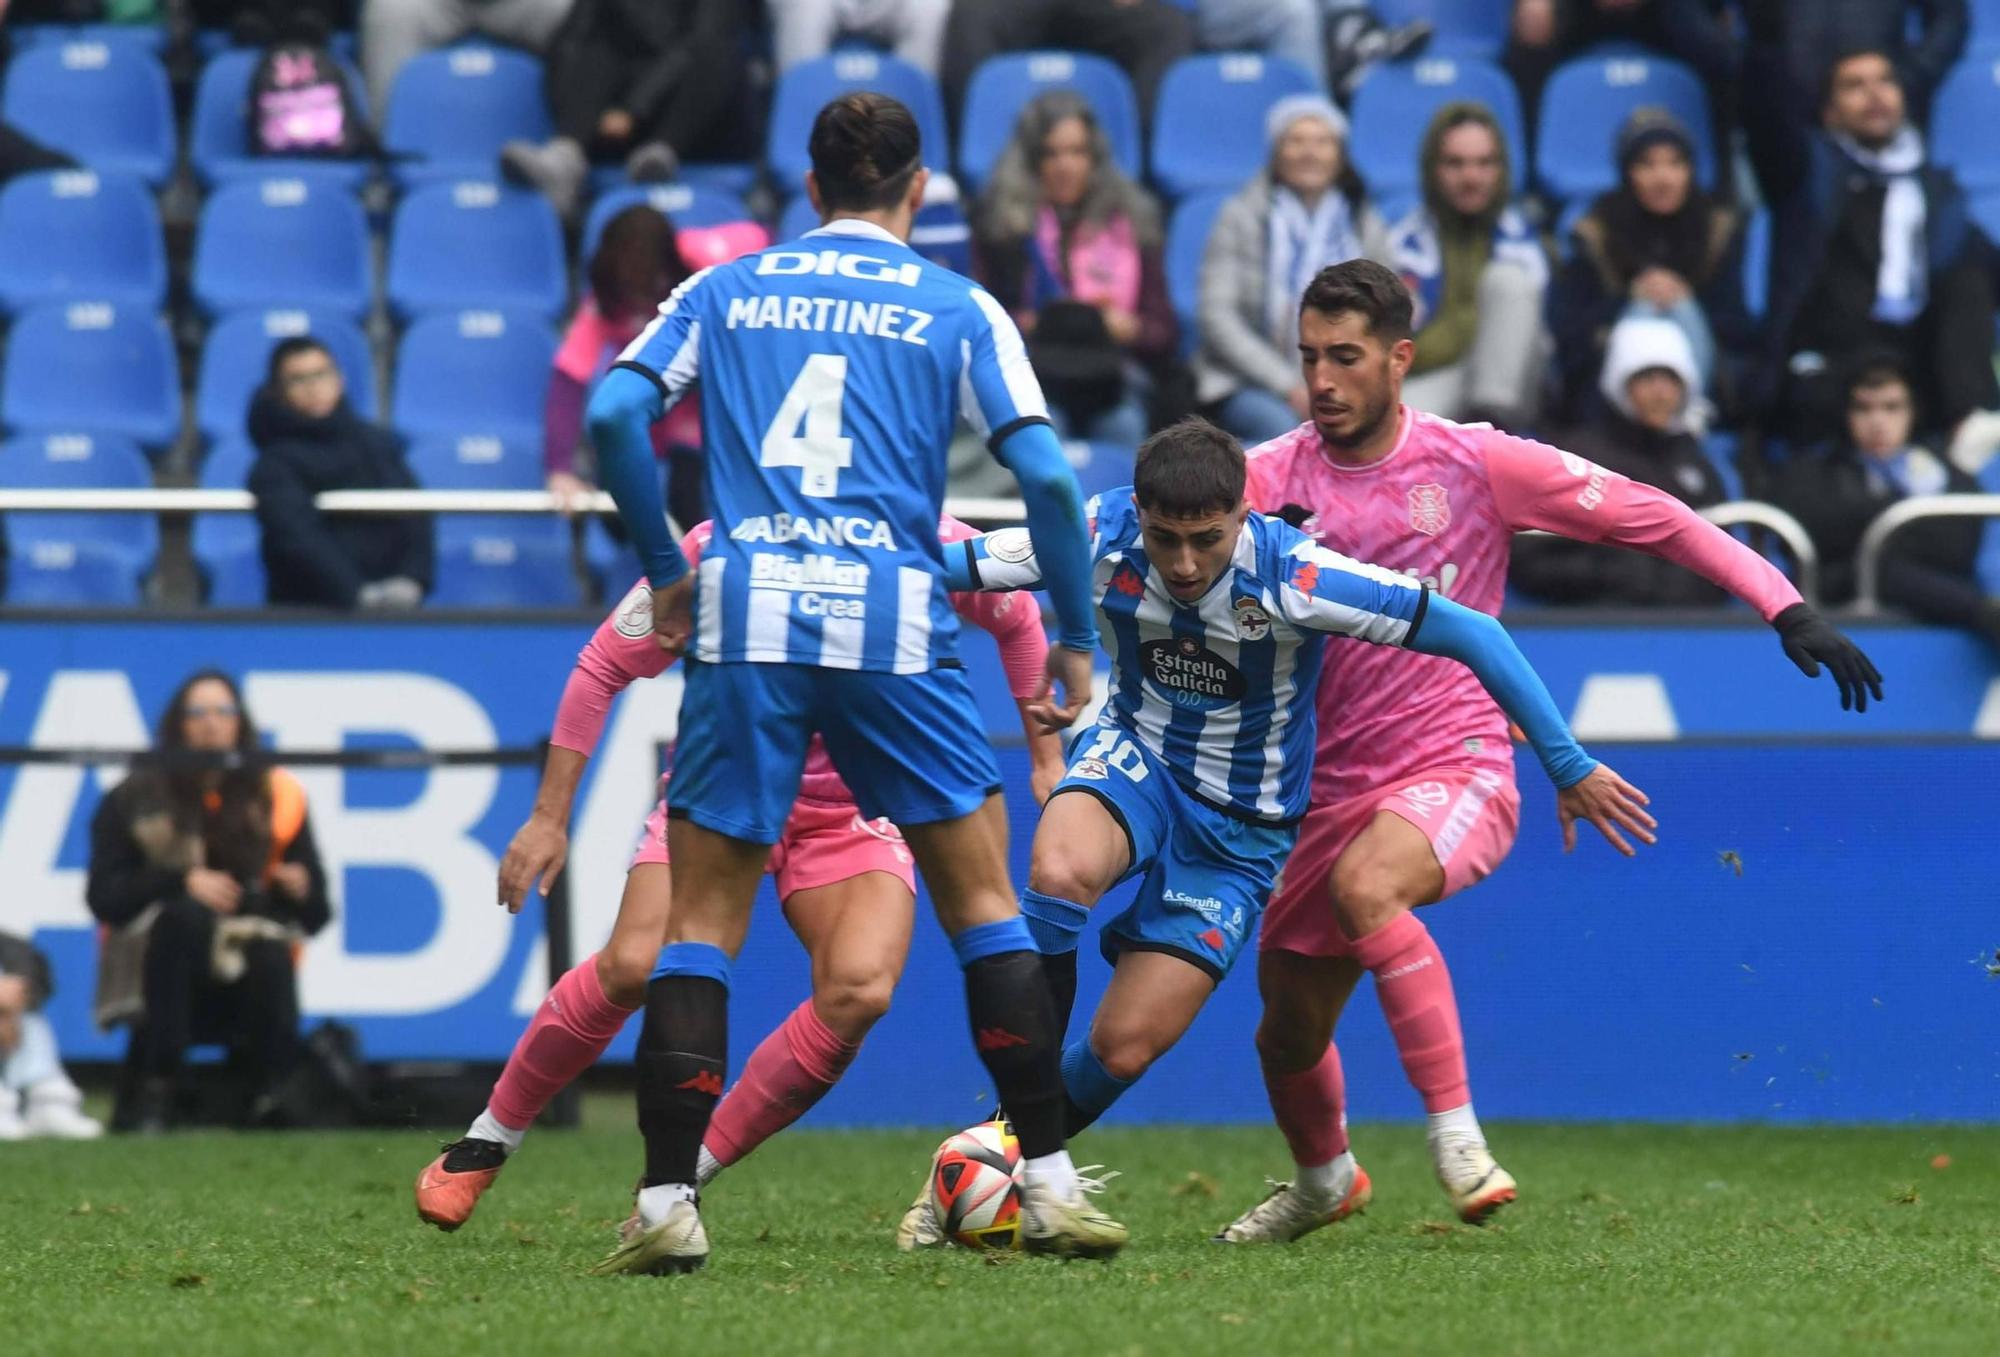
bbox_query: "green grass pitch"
[4,1101,1995,1356]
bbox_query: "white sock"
[1022,1150,1079,1200]
[636,1181,698,1227]
[1295,1150,1356,1205]
[1426,1101,1483,1145]
[468,1107,526,1154]
[696,1144,722,1188]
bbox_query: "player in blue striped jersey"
[940,419,1653,1150]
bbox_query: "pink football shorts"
[628,792,916,900]
[1259,766,1521,958]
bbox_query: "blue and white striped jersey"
[957,492,1429,823]
[616,218,1049,671]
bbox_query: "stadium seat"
[1165,189,1231,360]
[387,182,567,323]
[583,517,642,600]
[1350,56,1528,204]
[778,194,819,243]
[1932,57,2000,191]
[9,23,167,54]
[1150,53,1319,200]
[957,51,1141,195]
[1535,52,1714,203]
[430,515,582,608]
[1,40,175,186]
[0,431,157,606]
[192,178,373,320]
[404,434,541,491]
[191,436,265,605]
[392,310,556,445]
[196,309,378,443]
[767,52,949,194]
[189,47,373,189]
[0,170,165,314]
[1976,0,2000,54]
[1740,206,1770,321]
[0,302,181,452]
[1373,0,1511,58]
[382,44,550,185]
[580,183,755,260]
[1066,439,1137,500]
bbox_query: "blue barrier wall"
[1,615,1994,1122]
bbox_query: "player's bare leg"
[418,864,671,1231]
[1021,789,1133,1034]
[1217,950,1373,1243]
[902,796,1126,1259]
[1331,812,1515,1223]
[1062,951,1213,1131]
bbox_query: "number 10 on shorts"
[1074,727,1149,781]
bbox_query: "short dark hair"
[1132,417,1246,519]
[1822,46,1898,109]
[1299,258,1413,342]
[265,335,332,388]
[1844,348,1916,404]
[810,92,922,212]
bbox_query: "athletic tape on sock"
[652,941,733,987]
[950,916,1034,968]
[1020,889,1090,955]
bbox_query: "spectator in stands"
[941,0,1192,135]
[1551,107,1751,423]
[500,0,750,220]
[360,0,574,119]
[1507,0,1679,143]
[547,204,741,533]
[1760,49,1999,461]
[248,337,433,610]
[1513,315,1730,606]
[87,670,331,1133]
[975,90,1176,447]
[770,0,948,76]
[1391,102,1549,428]
[1,930,102,1139]
[1194,94,1391,446]
[196,0,352,46]
[1773,350,2000,638]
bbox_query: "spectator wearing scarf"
[1192,93,1391,445]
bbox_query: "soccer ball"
[930,1119,1022,1250]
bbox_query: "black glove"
[1773,603,1883,712]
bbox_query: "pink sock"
[487,953,637,1129]
[1351,913,1470,1113]
[703,999,859,1168]
[1262,1042,1349,1168]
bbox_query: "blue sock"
[1019,888,1089,955]
[650,941,733,986]
[951,916,1035,968]
[1061,1040,1135,1125]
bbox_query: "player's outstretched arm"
[499,745,586,915]
[1771,604,1884,713]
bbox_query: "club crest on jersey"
[1232,597,1271,641]
[614,584,654,639]
[1408,483,1450,537]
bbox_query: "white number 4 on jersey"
[761,352,854,497]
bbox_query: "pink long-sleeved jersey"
[1245,407,1801,805]
[549,515,1049,804]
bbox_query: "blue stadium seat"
[430,515,581,608]
[191,436,265,605]
[778,194,819,242]
[1150,53,1319,200]
[405,434,542,490]
[1535,52,1714,203]
[392,310,556,445]
[0,170,165,314]
[787,192,975,275]
[9,23,167,54]
[193,178,373,320]
[1066,439,1137,500]
[1932,57,2000,191]
[1351,56,1528,204]
[383,44,550,185]
[767,52,949,193]
[1,302,181,452]
[189,47,373,189]
[1373,0,1511,58]
[583,517,642,600]
[1741,206,1770,320]
[0,431,157,606]
[1975,0,2000,54]
[196,309,378,443]
[957,51,1141,194]
[580,183,754,260]
[387,181,567,323]
[0,40,175,186]
[1165,189,1231,359]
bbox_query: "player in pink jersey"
[1215,261,1880,1243]
[414,515,1060,1231]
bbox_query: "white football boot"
[1432,1136,1517,1224]
[591,1197,709,1275]
[1213,1165,1373,1243]
[894,1174,946,1252]
[1017,1173,1127,1259]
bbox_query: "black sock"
[963,948,1065,1160]
[1039,949,1079,1040]
[635,974,727,1188]
[1062,1093,1098,1138]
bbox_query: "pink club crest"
[1407,482,1450,537]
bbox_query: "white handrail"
[1852,493,2000,613]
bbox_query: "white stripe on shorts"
[1432,770,1507,867]
[892,566,932,673]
